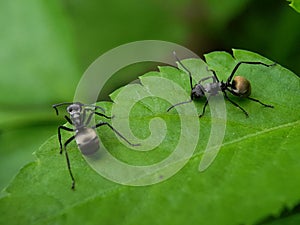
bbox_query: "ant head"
[67,103,82,115]
[52,102,83,116]
[191,84,205,99]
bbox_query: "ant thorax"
[71,113,82,127]
[202,82,221,96]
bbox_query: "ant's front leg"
[64,115,73,125]
[198,76,216,85]
[247,97,274,108]
[58,127,76,189]
[58,126,75,154]
[205,67,220,83]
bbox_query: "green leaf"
[203,0,252,29]
[0,0,79,105]
[260,213,300,225]
[0,125,57,191]
[0,49,299,225]
[287,0,300,13]
[0,0,80,193]
[64,0,188,69]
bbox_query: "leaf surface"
[0,50,299,225]
[288,0,300,13]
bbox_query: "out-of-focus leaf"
[203,0,252,29]
[0,0,80,105]
[0,125,57,191]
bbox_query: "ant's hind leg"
[247,97,274,108]
[223,92,249,117]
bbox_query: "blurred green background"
[0,0,299,191]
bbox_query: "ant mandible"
[167,52,275,117]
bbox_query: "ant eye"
[67,106,75,113]
[67,104,82,113]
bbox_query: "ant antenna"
[167,99,193,112]
[173,51,193,90]
[167,52,195,112]
[52,102,76,115]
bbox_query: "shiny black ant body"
[167,52,275,117]
[53,102,139,189]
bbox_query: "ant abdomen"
[75,127,100,155]
[231,76,251,98]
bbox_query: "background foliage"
[0,0,299,224]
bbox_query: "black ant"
[167,52,275,117]
[52,102,139,190]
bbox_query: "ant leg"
[63,135,76,190]
[198,76,216,84]
[173,51,194,90]
[84,112,94,126]
[58,126,75,154]
[95,112,113,119]
[205,67,220,83]
[199,96,211,118]
[94,122,140,146]
[64,115,73,125]
[226,61,275,85]
[84,111,113,126]
[223,92,249,117]
[167,99,193,112]
[247,97,274,108]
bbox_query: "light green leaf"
[0,0,80,193]
[0,0,79,105]
[287,0,300,13]
[0,49,299,225]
